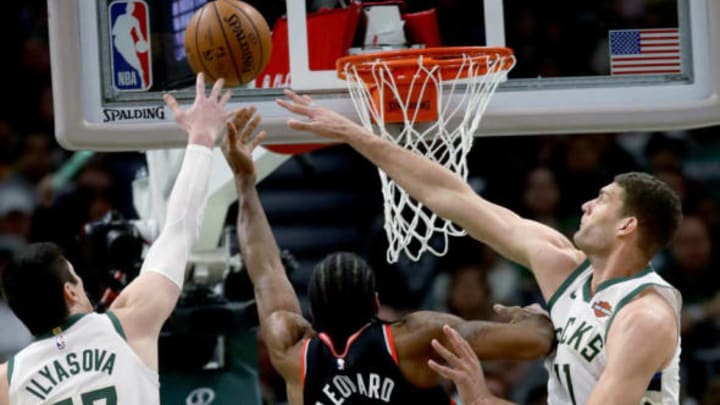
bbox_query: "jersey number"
[553,363,577,405]
[52,386,117,405]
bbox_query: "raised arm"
[276,91,584,300]
[110,73,236,370]
[221,111,312,379]
[585,292,678,405]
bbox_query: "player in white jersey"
[277,90,683,405]
[0,73,245,405]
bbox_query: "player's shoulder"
[265,310,313,331]
[610,289,677,339]
[260,311,313,385]
[262,311,314,353]
[606,290,678,368]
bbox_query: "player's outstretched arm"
[393,305,554,388]
[110,73,238,370]
[221,109,303,319]
[429,325,517,405]
[585,292,678,405]
[276,90,584,300]
[221,110,311,380]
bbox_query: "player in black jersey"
[220,114,555,404]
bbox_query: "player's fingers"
[277,99,313,117]
[431,339,463,369]
[427,359,461,381]
[195,73,206,101]
[210,78,225,101]
[493,304,520,319]
[287,119,314,132]
[249,130,267,152]
[443,325,476,360]
[283,89,313,106]
[241,114,262,144]
[232,106,252,128]
[163,94,181,115]
[219,89,232,106]
[224,107,244,122]
[225,121,238,148]
[524,303,548,315]
[235,105,257,129]
[221,127,231,155]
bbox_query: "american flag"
[609,28,681,75]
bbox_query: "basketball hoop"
[337,46,515,263]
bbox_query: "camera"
[84,210,144,310]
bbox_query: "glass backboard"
[50,0,720,151]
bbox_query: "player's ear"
[63,282,79,306]
[617,216,638,236]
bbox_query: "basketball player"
[111,1,148,88]
[220,112,556,405]
[276,90,683,405]
[0,73,240,404]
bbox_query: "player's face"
[574,183,626,253]
[66,261,94,313]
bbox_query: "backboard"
[50,0,720,151]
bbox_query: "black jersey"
[302,321,453,405]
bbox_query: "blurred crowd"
[1,1,719,405]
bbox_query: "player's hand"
[495,303,555,355]
[164,73,238,147]
[221,107,266,182]
[493,303,550,324]
[276,89,367,142]
[428,325,496,405]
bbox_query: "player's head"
[2,242,93,335]
[126,1,135,14]
[308,252,377,341]
[574,172,682,259]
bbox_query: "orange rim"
[337,46,514,82]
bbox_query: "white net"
[342,49,515,263]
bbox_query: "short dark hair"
[308,252,376,344]
[614,172,683,257]
[2,242,77,335]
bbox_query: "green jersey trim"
[547,259,591,312]
[605,282,672,340]
[582,265,654,303]
[106,311,127,341]
[34,313,87,341]
[7,356,14,385]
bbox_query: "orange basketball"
[184,0,272,87]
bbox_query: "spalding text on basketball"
[102,106,165,123]
[223,13,254,74]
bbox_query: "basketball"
[184,0,272,87]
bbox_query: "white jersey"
[7,312,159,405]
[545,261,682,405]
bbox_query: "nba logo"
[55,334,66,351]
[109,0,152,91]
